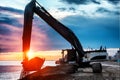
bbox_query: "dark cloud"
[69,7,76,12]
[60,0,101,5]
[0,47,11,52]
[58,7,66,11]
[96,7,120,15]
[58,7,76,12]
[0,16,22,27]
[91,0,100,4]
[0,44,20,52]
[60,0,120,5]
[0,25,11,35]
[0,6,23,27]
[0,6,23,14]
[0,6,23,52]
[108,0,120,4]
[60,0,89,5]
[0,7,22,36]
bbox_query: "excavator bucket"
[22,57,45,71]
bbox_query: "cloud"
[0,6,47,52]
[60,0,101,5]
[0,25,11,35]
[58,7,67,11]
[60,0,120,5]
[60,15,120,48]
[57,7,76,13]
[108,0,120,5]
[91,0,101,4]
[96,7,120,15]
[61,0,88,4]
[0,14,22,27]
[0,6,24,52]
[0,6,70,52]
[58,0,120,18]
[0,6,23,14]
[0,4,119,52]
[0,24,22,52]
[69,7,76,12]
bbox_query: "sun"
[27,50,34,60]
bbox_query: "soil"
[20,62,120,80]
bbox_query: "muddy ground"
[21,61,120,80]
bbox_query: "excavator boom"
[34,6,84,58]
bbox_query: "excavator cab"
[56,49,77,64]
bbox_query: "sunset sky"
[0,50,62,61]
[0,0,120,58]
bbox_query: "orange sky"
[0,50,62,61]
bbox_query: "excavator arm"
[22,0,35,61]
[22,0,84,61]
[34,5,84,57]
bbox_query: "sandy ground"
[21,61,120,80]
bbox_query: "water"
[0,61,56,80]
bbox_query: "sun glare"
[27,50,34,60]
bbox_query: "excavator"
[20,0,102,79]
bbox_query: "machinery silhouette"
[20,0,104,79]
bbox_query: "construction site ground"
[21,61,120,80]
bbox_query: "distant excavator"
[20,0,105,79]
